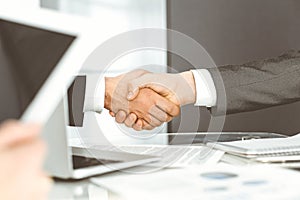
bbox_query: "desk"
[50,133,291,200]
[51,160,300,200]
[50,146,224,199]
[50,178,121,200]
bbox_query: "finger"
[156,99,181,117]
[128,74,174,102]
[21,140,46,170]
[132,119,143,131]
[147,115,163,127]
[127,81,140,100]
[7,138,46,173]
[31,174,53,200]
[0,121,41,149]
[149,106,172,122]
[142,121,155,130]
[109,111,115,117]
[124,113,138,128]
[143,125,155,130]
[127,75,153,100]
[115,110,127,124]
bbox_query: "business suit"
[207,50,300,115]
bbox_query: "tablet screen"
[0,19,75,123]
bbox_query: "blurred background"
[41,0,169,146]
[167,0,300,136]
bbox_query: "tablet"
[0,8,100,124]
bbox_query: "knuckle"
[133,125,141,131]
[169,105,180,116]
[147,126,154,130]
[142,122,151,130]
[166,115,173,122]
[161,113,169,122]
[152,119,162,127]
[129,114,137,122]
[173,105,181,116]
[165,107,172,115]
[115,117,124,124]
[115,112,127,123]
[146,120,158,129]
[124,120,133,127]
[126,120,132,126]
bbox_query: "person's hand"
[114,71,197,130]
[127,71,196,105]
[0,120,52,200]
[105,70,180,130]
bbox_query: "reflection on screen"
[0,19,75,123]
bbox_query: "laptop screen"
[0,19,76,123]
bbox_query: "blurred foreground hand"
[0,120,52,200]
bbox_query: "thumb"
[127,73,166,100]
[127,80,140,100]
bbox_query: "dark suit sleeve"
[207,50,300,115]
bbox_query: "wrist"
[104,74,126,111]
[104,77,115,111]
[179,71,196,105]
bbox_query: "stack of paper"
[91,144,224,168]
[207,133,300,167]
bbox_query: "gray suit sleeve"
[207,50,300,115]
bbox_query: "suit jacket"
[207,50,300,115]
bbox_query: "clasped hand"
[104,69,196,131]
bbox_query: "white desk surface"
[50,142,300,200]
[50,177,121,200]
[50,159,300,200]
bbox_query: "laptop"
[0,8,158,179]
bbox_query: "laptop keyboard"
[72,155,121,169]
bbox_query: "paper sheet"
[91,144,224,168]
[208,133,300,155]
[91,164,300,200]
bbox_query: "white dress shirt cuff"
[83,75,105,114]
[191,69,217,107]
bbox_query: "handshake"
[104,69,197,131]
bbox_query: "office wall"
[41,0,169,145]
[168,0,300,135]
[0,0,39,8]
